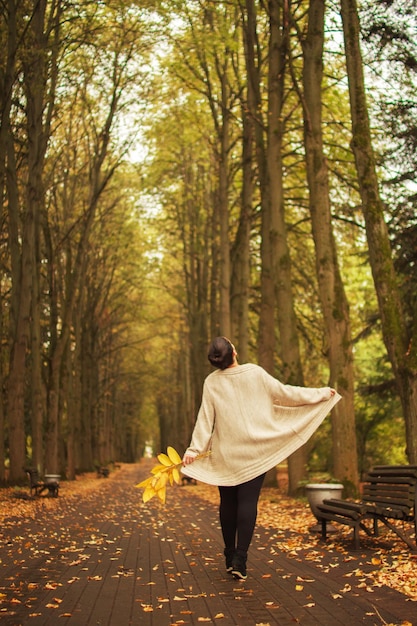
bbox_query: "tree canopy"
[1,0,416,492]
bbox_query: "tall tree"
[143,97,215,442]
[240,0,311,492]
[361,0,417,418]
[240,0,275,372]
[40,0,155,473]
[230,104,252,361]
[6,0,62,481]
[163,1,243,337]
[340,0,417,462]
[297,0,358,490]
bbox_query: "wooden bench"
[26,469,59,497]
[317,465,417,550]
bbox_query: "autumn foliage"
[136,447,210,504]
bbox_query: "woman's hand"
[182,454,196,466]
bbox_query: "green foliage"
[2,0,415,480]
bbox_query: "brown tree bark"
[240,0,274,371]
[30,220,44,473]
[7,168,33,481]
[0,1,18,480]
[340,0,417,463]
[3,0,29,482]
[230,106,252,362]
[22,0,62,475]
[218,72,232,338]
[300,0,359,490]
[268,0,310,494]
[0,283,4,481]
[241,0,309,492]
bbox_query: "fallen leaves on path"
[0,460,416,626]
[189,481,417,602]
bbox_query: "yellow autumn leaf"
[154,472,168,491]
[157,488,166,503]
[172,467,181,484]
[143,485,156,503]
[136,477,152,489]
[157,453,172,466]
[151,464,168,474]
[167,446,183,465]
[295,584,304,591]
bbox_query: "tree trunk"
[7,124,32,482]
[0,0,17,202]
[0,286,5,481]
[3,2,29,482]
[230,107,252,362]
[63,339,76,480]
[340,0,417,463]
[268,0,310,494]
[24,0,59,474]
[218,73,232,337]
[7,210,33,482]
[241,0,275,372]
[30,222,44,473]
[301,0,358,491]
[241,0,309,492]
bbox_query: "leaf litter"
[191,481,417,603]
[0,461,416,626]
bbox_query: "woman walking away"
[182,337,341,581]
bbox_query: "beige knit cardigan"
[181,363,341,486]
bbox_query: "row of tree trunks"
[2,0,146,479]
[340,0,417,463]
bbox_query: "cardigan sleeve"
[260,368,332,406]
[184,380,215,457]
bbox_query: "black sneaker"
[231,552,247,580]
[224,548,235,573]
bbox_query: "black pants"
[218,473,265,555]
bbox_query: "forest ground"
[0,462,416,616]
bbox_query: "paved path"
[0,462,415,625]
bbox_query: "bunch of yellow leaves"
[136,446,209,504]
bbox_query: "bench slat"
[320,498,365,513]
[366,477,416,486]
[364,487,413,498]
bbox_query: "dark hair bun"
[208,337,234,370]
